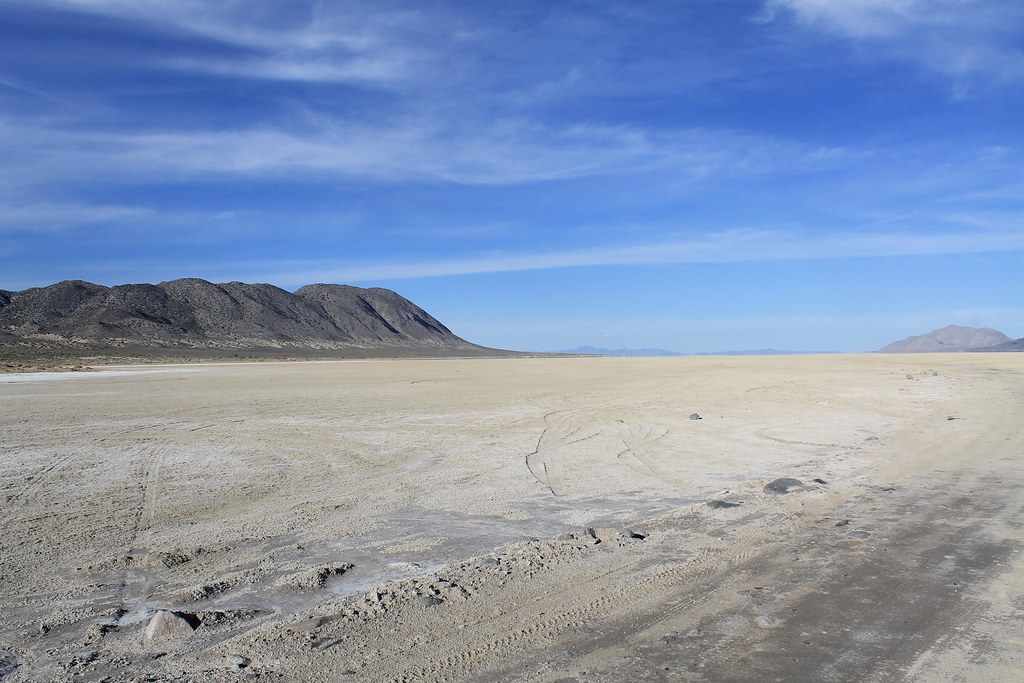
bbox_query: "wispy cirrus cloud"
[165,55,410,84]
[19,0,350,50]
[0,200,250,240]
[0,73,73,107]
[10,0,431,87]
[9,218,1022,289]
[225,224,1024,284]
[0,201,155,232]
[762,0,1024,91]
[0,114,847,189]
[5,1,776,100]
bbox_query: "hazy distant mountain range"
[565,325,1024,356]
[558,346,686,357]
[0,279,493,356]
[557,346,837,357]
[878,325,1021,352]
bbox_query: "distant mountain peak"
[878,325,1011,353]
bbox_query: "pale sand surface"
[1,354,1022,681]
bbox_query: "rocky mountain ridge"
[0,279,483,354]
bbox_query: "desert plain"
[1,354,1023,682]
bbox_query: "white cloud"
[0,199,249,240]
[0,114,843,188]
[763,0,932,39]
[220,225,1024,284]
[0,201,155,232]
[165,55,409,84]
[20,0,1024,98]
[763,0,1024,89]
[13,0,428,87]
[22,0,349,50]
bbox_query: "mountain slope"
[978,338,1024,352]
[0,279,481,353]
[878,325,1012,353]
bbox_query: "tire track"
[113,443,168,617]
[4,445,83,508]
[7,414,194,509]
[615,420,668,482]
[380,500,808,682]
[525,410,600,496]
[479,504,811,681]
[755,428,840,449]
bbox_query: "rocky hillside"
[878,325,1012,353]
[0,279,483,353]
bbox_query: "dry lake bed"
[1,354,1023,682]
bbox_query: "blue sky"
[1,0,1022,352]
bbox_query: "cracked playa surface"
[1,355,1023,681]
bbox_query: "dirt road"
[1,355,1021,681]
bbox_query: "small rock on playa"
[144,610,195,641]
[763,478,804,494]
[621,528,648,540]
[587,527,622,543]
[226,654,251,670]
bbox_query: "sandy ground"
[1,354,1022,682]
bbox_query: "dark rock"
[688,413,702,420]
[225,654,251,670]
[812,478,828,484]
[763,478,804,494]
[621,528,648,540]
[706,500,742,509]
[835,519,851,527]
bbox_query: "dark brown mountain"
[878,325,1013,353]
[0,279,489,354]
